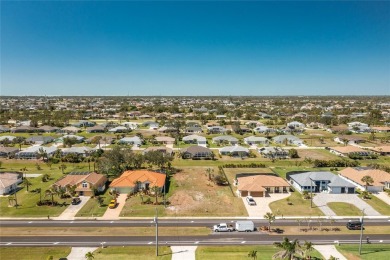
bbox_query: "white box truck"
[235,221,255,232]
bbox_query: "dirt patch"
[297,149,339,160]
[166,167,247,216]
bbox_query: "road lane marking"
[241,241,246,244]
[191,221,194,223]
[6,243,12,245]
[28,221,32,224]
[53,242,59,245]
[148,242,153,244]
[110,221,114,223]
[195,241,199,244]
[70,221,74,223]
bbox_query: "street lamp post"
[309,177,313,208]
[154,208,159,256]
[359,209,365,255]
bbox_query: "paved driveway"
[66,247,98,260]
[312,193,381,216]
[101,193,127,220]
[374,192,390,206]
[242,193,290,218]
[55,196,90,220]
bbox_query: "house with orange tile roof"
[53,172,107,196]
[367,146,390,156]
[109,170,166,194]
[328,146,371,157]
[235,174,290,197]
[339,167,390,192]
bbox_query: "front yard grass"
[269,191,324,216]
[337,244,390,260]
[76,189,113,217]
[196,245,323,260]
[327,202,365,216]
[360,195,390,216]
[93,246,172,260]
[0,247,71,260]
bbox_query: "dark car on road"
[346,221,363,230]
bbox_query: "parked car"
[71,197,81,205]
[346,221,363,230]
[109,199,117,209]
[213,223,234,232]
[246,196,256,206]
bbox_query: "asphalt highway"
[1,234,390,247]
[1,218,389,228]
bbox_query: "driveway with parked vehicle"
[54,196,90,220]
[242,193,290,217]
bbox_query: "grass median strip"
[0,227,211,236]
[266,225,390,235]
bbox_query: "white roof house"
[219,146,249,157]
[118,136,142,146]
[244,136,269,145]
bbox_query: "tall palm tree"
[247,250,257,260]
[45,188,58,206]
[264,212,276,232]
[302,240,314,259]
[85,251,94,260]
[273,237,304,260]
[151,186,160,205]
[22,177,32,192]
[361,175,374,190]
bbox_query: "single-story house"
[207,126,227,134]
[110,170,166,194]
[118,136,143,146]
[72,121,96,128]
[258,147,289,159]
[25,136,55,145]
[272,135,303,146]
[371,126,390,133]
[58,135,85,143]
[158,126,177,133]
[10,126,36,133]
[212,135,239,145]
[219,146,249,157]
[367,146,390,156]
[108,126,129,133]
[86,125,106,133]
[121,122,139,130]
[59,126,81,134]
[155,136,175,144]
[38,125,60,133]
[289,171,356,194]
[180,145,214,160]
[287,121,305,129]
[53,172,107,196]
[142,121,159,130]
[243,136,269,146]
[0,172,23,195]
[254,126,276,134]
[0,147,19,158]
[61,146,96,157]
[182,135,207,146]
[236,174,290,197]
[328,146,371,157]
[185,126,203,134]
[339,167,390,192]
[0,136,16,142]
[334,136,365,145]
[16,146,57,159]
[0,125,10,133]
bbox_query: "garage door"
[240,191,248,197]
[250,191,264,197]
[347,188,355,194]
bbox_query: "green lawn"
[0,160,90,217]
[196,245,323,260]
[358,195,390,216]
[327,202,364,216]
[269,191,324,216]
[337,244,390,260]
[76,188,113,217]
[120,195,168,217]
[93,246,171,260]
[0,247,71,260]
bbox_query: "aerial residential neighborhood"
[1,0,390,259]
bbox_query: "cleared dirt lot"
[166,166,248,216]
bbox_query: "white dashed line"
[6,243,12,245]
[241,241,246,244]
[110,221,114,223]
[195,241,199,244]
[28,221,32,224]
[148,242,153,245]
[53,242,59,245]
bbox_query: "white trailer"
[235,221,255,232]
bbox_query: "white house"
[118,136,143,146]
[0,172,22,195]
[219,146,249,157]
[182,135,207,147]
[244,136,269,146]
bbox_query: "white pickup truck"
[213,223,234,232]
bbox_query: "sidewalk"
[313,245,347,260]
[171,246,197,260]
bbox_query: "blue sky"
[1,1,389,96]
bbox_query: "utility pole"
[154,207,159,256]
[163,182,166,208]
[359,209,365,255]
[310,177,313,208]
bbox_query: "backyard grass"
[337,244,390,260]
[195,245,323,260]
[76,188,113,217]
[0,247,71,260]
[327,202,364,216]
[93,246,172,260]
[269,191,324,216]
[360,195,390,216]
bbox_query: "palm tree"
[151,186,160,205]
[264,212,276,232]
[85,251,95,260]
[247,250,257,260]
[59,164,67,174]
[22,177,32,192]
[302,240,314,259]
[273,237,304,260]
[45,188,58,206]
[36,188,42,203]
[361,175,374,190]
